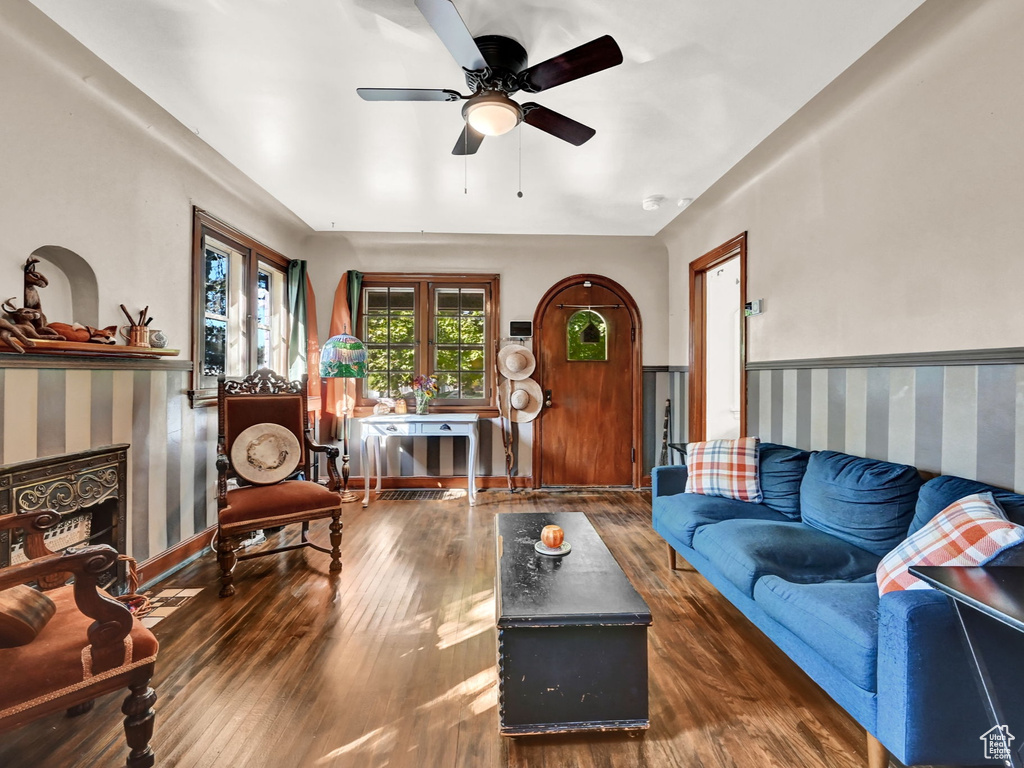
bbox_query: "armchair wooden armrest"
[305,433,341,491]
[0,510,66,588]
[216,450,230,509]
[0,544,133,648]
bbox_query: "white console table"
[358,413,480,507]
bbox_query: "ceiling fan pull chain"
[517,125,523,199]
[464,134,468,195]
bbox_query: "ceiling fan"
[357,0,623,155]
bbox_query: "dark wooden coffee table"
[494,511,652,735]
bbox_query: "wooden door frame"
[689,232,748,441]
[532,274,643,489]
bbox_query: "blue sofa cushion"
[691,518,883,598]
[909,474,1024,535]
[758,443,813,519]
[754,576,880,692]
[799,451,923,556]
[654,493,791,549]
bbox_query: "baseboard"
[344,475,532,490]
[139,527,216,590]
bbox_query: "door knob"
[544,389,553,408]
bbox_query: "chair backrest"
[218,369,311,481]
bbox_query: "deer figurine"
[23,256,62,336]
[2,298,64,341]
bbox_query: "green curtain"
[287,260,309,380]
[347,270,363,329]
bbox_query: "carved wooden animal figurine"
[2,298,64,340]
[23,256,59,335]
[48,322,117,345]
[0,317,35,353]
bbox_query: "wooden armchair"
[0,510,158,768]
[215,368,344,597]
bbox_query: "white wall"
[0,0,311,351]
[658,0,1024,365]
[303,231,670,365]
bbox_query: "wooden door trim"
[532,274,643,489]
[688,233,747,441]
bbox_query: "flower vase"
[415,393,430,415]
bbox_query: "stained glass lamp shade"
[320,333,367,379]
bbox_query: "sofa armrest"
[876,590,1006,766]
[652,465,688,499]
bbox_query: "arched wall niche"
[28,246,99,327]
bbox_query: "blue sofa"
[652,444,1024,767]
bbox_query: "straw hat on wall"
[498,378,543,423]
[497,344,536,380]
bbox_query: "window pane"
[461,290,484,312]
[389,373,409,395]
[367,317,388,344]
[205,248,228,317]
[204,318,226,376]
[435,373,459,398]
[461,347,484,371]
[390,288,415,314]
[436,316,459,344]
[366,288,389,312]
[436,289,460,311]
[367,347,387,370]
[390,347,415,371]
[256,270,271,326]
[460,373,484,398]
[461,316,484,344]
[366,372,388,398]
[256,328,269,367]
[436,348,459,371]
[389,316,415,344]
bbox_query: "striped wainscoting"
[747,353,1024,493]
[643,366,688,475]
[0,364,215,562]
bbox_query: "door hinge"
[631,447,636,463]
[630,327,636,342]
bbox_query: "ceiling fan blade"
[415,0,487,71]
[357,88,463,102]
[518,35,623,94]
[522,104,596,146]
[452,124,484,155]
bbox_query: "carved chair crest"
[220,368,303,395]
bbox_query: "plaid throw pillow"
[684,437,762,503]
[876,492,1024,596]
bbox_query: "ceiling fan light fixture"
[463,93,522,136]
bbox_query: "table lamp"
[320,331,367,503]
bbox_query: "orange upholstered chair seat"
[221,481,343,529]
[0,585,158,717]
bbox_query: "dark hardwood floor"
[0,490,890,767]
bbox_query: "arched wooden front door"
[532,275,642,488]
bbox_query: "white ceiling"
[29,0,924,236]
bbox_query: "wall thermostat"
[509,321,533,338]
[744,299,764,317]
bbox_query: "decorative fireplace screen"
[0,444,129,592]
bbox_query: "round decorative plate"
[534,540,572,557]
[231,423,301,485]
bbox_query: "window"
[357,274,499,411]
[191,209,290,405]
[566,309,607,361]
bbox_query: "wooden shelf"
[0,338,181,359]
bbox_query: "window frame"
[189,208,291,407]
[356,273,500,415]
